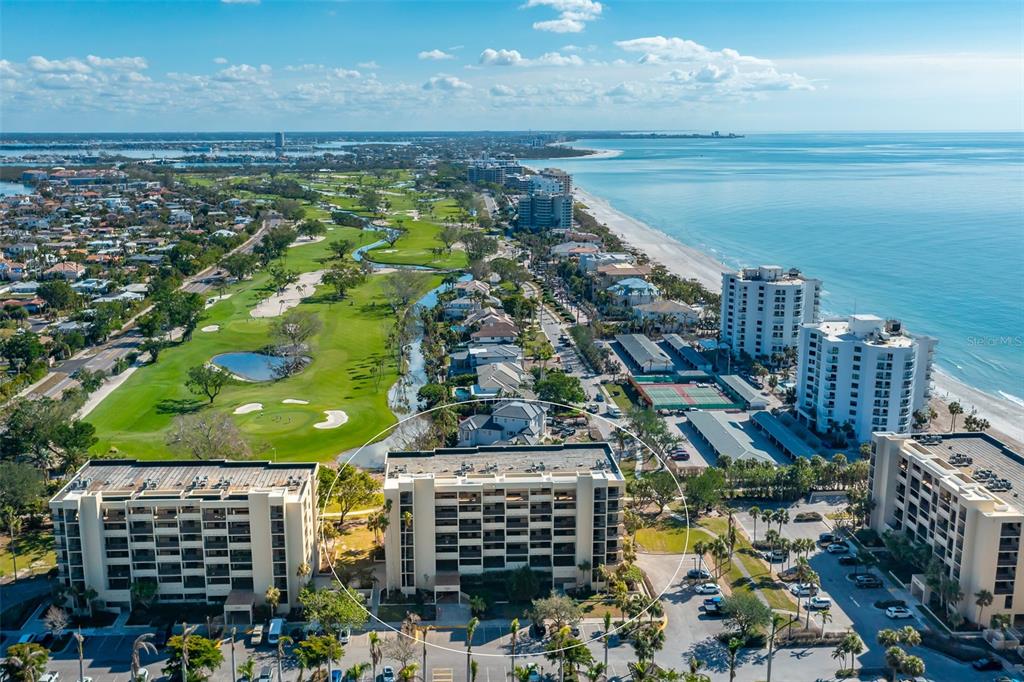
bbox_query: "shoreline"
[569,180,1023,447]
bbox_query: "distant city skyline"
[1,0,1021,132]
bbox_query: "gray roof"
[615,334,673,369]
[751,411,817,459]
[718,374,768,408]
[663,334,712,370]
[387,443,621,478]
[687,411,777,465]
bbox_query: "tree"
[683,468,726,516]
[295,635,342,681]
[469,594,488,618]
[322,262,365,301]
[38,280,79,313]
[345,662,370,682]
[947,401,963,432]
[975,589,994,626]
[238,658,256,682]
[877,627,922,682]
[531,595,582,631]
[73,368,106,395]
[726,636,742,682]
[2,332,45,371]
[721,593,772,641]
[163,632,224,682]
[964,414,991,432]
[534,370,586,406]
[318,465,381,526]
[272,309,322,354]
[265,585,281,614]
[130,578,159,610]
[369,632,383,682]
[166,412,250,460]
[2,643,48,682]
[381,271,432,313]
[3,507,23,581]
[327,240,355,261]
[221,253,258,280]
[131,633,158,682]
[297,583,370,636]
[645,470,680,514]
[382,633,418,670]
[509,618,521,677]
[0,462,44,513]
[297,219,326,240]
[439,226,465,254]
[42,605,69,639]
[185,365,231,404]
[466,617,479,682]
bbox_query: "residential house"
[457,401,546,446]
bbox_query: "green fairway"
[88,232,440,462]
[365,219,467,270]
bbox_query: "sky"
[1,0,1021,132]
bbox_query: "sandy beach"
[575,187,726,292]
[574,182,1023,447]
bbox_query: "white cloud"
[213,57,229,65]
[26,56,91,73]
[490,84,517,97]
[86,55,148,71]
[479,48,584,67]
[357,61,380,69]
[524,0,602,33]
[0,60,19,78]
[214,63,272,82]
[221,0,259,4]
[333,68,361,79]
[418,49,455,61]
[423,74,471,91]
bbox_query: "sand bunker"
[250,270,325,318]
[205,294,232,309]
[289,235,326,248]
[233,403,263,415]
[283,398,309,405]
[201,325,220,333]
[313,410,348,429]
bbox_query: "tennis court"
[634,379,739,410]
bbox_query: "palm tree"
[577,560,592,588]
[726,637,742,682]
[508,618,521,680]
[764,529,780,553]
[3,508,22,582]
[296,562,311,584]
[692,541,708,576]
[818,609,833,639]
[975,589,994,627]
[6,645,47,682]
[239,658,256,682]
[398,663,419,682]
[602,612,613,672]
[466,617,479,682]
[369,631,383,682]
[748,506,761,542]
[948,401,963,432]
[73,629,86,682]
[276,634,293,682]
[180,622,199,682]
[584,663,606,682]
[345,662,370,682]
[265,585,282,615]
[130,633,157,682]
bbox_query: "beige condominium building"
[50,459,318,622]
[383,443,625,599]
[870,433,1024,625]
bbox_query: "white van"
[267,618,285,646]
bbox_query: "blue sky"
[1,0,1021,132]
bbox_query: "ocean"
[535,133,1024,407]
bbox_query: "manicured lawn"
[635,517,714,554]
[88,233,441,461]
[329,521,376,568]
[604,382,635,411]
[699,517,796,611]
[0,526,55,579]
[365,219,467,270]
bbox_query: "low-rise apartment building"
[870,433,1024,625]
[50,460,318,621]
[383,444,625,599]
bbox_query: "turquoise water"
[211,352,287,382]
[535,133,1024,403]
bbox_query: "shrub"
[794,511,823,522]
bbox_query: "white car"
[695,583,720,595]
[40,674,60,682]
[886,606,914,619]
[806,596,832,610]
[339,627,351,644]
[789,583,819,597]
[826,543,849,554]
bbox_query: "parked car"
[789,583,819,597]
[855,574,883,588]
[250,624,264,646]
[527,670,541,682]
[39,674,60,682]
[838,555,859,566]
[339,628,351,645]
[332,671,343,682]
[257,667,273,682]
[686,568,711,580]
[971,657,1004,672]
[382,666,397,682]
[703,596,724,614]
[762,549,788,563]
[807,596,832,610]
[818,532,835,544]
[886,606,914,619]
[826,543,849,554]
[695,583,720,595]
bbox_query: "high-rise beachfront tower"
[796,314,936,442]
[719,265,821,361]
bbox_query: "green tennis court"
[636,381,738,410]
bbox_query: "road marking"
[433,668,453,682]
[850,597,860,607]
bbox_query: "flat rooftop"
[913,434,1024,508]
[810,316,920,348]
[51,460,317,503]
[386,444,621,481]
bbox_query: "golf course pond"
[211,352,288,382]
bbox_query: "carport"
[434,572,461,603]
[223,589,255,625]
